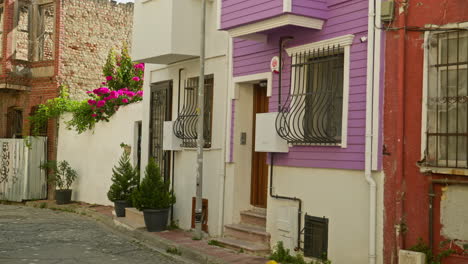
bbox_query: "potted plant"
[40,160,77,205]
[132,159,175,232]
[107,151,139,217]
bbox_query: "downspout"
[218,37,232,236]
[171,68,184,223]
[269,36,302,251]
[365,0,378,263]
[396,0,408,252]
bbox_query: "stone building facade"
[0,0,133,163]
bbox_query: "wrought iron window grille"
[173,75,214,148]
[425,30,468,169]
[276,45,345,145]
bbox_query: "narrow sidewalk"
[23,200,269,264]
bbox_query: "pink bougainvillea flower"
[121,88,129,92]
[88,100,97,105]
[132,76,141,82]
[136,90,143,97]
[122,98,129,103]
[86,91,92,94]
[101,82,107,85]
[96,100,106,108]
[104,96,111,101]
[106,76,113,81]
[125,91,136,97]
[109,91,119,99]
[134,63,145,70]
[99,87,110,94]
[91,114,97,117]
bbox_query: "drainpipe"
[171,68,184,223]
[396,0,408,253]
[218,37,232,236]
[269,36,302,251]
[365,0,378,263]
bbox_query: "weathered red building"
[384,0,468,263]
[0,0,133,196]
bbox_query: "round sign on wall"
[270,56,280,73]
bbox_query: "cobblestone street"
[0,205,185,264]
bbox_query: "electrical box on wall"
[381,1,395,23]
[163,121,182,151]
[399,250,426,264]
[255,112,289,153]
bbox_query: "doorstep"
[23,200,269,264]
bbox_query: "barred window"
[277,46,345,145]
[426,30,468,169]
[173,75,214,148]
[7,107,23,138]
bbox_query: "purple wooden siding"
[291,0,329,20]
[221,0,283,29]
[231,0,370,170]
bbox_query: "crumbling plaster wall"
[441,185,468,247]
[59,0,133,100]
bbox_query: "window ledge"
[420,166,468,177]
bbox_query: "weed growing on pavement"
[166,247,182,256]
[269,241,331,264]
[39,202,47,209]
[168,220,180,230]
[208,240,225,248]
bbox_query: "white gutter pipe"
[365,0,380,263]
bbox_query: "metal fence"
[0,137,47,202]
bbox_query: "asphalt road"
[0,205,185,264]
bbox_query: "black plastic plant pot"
[143,208,169,232]
[55,189,72,205]
[114,200,130,217]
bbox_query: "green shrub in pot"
[40,160,77,205]
[107,151,139,217]
[132,159,175,232]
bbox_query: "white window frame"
[421,22,468,176]
[285,34,354,148]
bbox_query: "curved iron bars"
[276,45,345,145]
[173,75,213,148]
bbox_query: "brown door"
[251,84,269,208]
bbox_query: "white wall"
[266,166,384,264]
[140,57,229,236]
[57,102,143,206]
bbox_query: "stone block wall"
[59,0,134,100]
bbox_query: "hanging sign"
[270,56,280,73]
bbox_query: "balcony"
[221,0,327,41]
[132,0,203,65]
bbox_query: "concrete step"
[212,237,270,255]
[224,224,270,245]
[123,207,146,228]
[240,210,266,227]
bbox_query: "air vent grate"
[304,214,329,259]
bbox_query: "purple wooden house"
[214,0,384,263]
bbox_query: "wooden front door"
[149,81,172,181]
[251,84,269,208]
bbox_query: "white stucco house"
[132,0,229,236]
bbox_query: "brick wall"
[59,0,134,100]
